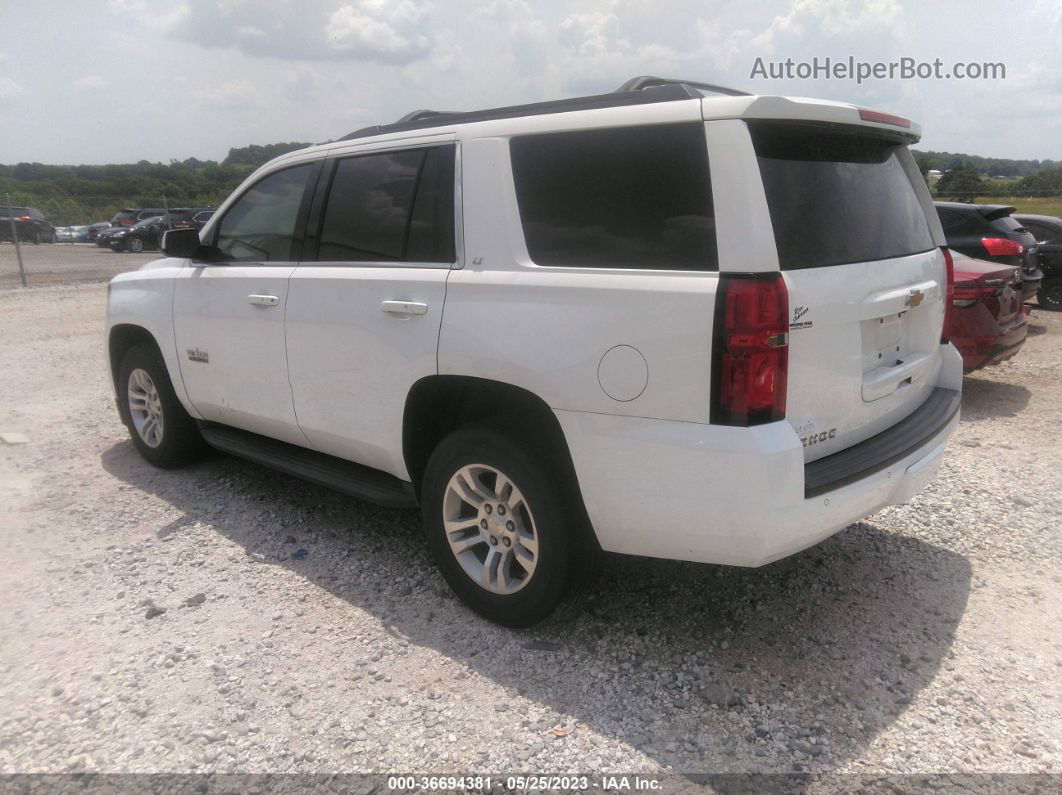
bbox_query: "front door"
[173,161,319,446]
[286,141,457,480]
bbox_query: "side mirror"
[162,227,204,259]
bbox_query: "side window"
[214,164,314,262]
[1026,222,1054,243]
[316,145,455,263]
[509,123,717,270]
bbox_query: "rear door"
[285,140,457,480]
[747,122,946,461]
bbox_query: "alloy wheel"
[442,464,539,594]
[127,368,164,448]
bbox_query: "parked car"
[96,225,127,248]
[106,77,962,626]
[936,202,1042,301]
[109,215,168,253]
[110,209,215,252]
[189,210,214,231]
[1012,214,1062,310]
[0,206,56,243]
[109,208,167,227]
[86,221,112,242]
[949,252,1027,371]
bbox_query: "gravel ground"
[0,283,1059,780]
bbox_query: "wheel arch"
[108,324,163,392]
[402,376,596,544]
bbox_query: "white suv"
[106,77,962,626]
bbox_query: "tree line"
[0,142,311,226]
[1,141,1058,225]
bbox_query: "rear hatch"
[749,121,946,462]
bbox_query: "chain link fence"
[2,188,1060,288]
[1,195,213,288]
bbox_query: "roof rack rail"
[394,109,457,124]
[339,77,748,142]
[615,75,751,97]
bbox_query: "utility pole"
[5,194,26,287]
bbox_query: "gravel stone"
[0,284,1059,776]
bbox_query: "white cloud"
[559,12,624,57]
[112,0,437,65]
[326,0,433,63]
[72,75,106,90]
[0,77,25,99]
[197,79,261,109]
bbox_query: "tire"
[421,426,598,627]
[117,344,206,468]
[1037,279,1062,311]
[30,229,40,245]
[127,236,145,253]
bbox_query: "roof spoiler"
[979,206,1018,221]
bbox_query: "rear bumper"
[953,309,1028,372]
[557,345,963,567]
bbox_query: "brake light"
[981,237,1023,257]
[711,274,788,426]
[952,284,996,307]
[18,215,31,221]
[941,247,955,343]
[858,108,912,128]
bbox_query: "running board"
[199,424,417,509]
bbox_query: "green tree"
[936,165,986,201]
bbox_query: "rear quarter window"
[509,122,717,271]
[750,122,934,269]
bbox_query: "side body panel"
[287,266,449,479]
[106,261,201,418]
[438,118,719,424]
[172,264,308,446]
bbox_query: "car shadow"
[960,376,1032,421]
[101,441,971,774]
[1024,321,1047,337]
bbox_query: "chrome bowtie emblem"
[905,289,924,308]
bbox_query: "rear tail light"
[18,215,31,221]
[941,247,955,343]
[121,219,134,225]
[952,284,997,307]
[981,237,1023,257]
[711,274,788,426]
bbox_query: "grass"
[973,196,1062,217]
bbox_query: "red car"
[949,251,1027,372]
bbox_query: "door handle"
[380,300,428,316]
[248,294,280,306]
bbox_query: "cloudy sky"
[1,0,1059,164]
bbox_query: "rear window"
[989,215,1026,234]
[751,123,934,269]
[509,123,717,270]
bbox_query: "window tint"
[751,123,934,269]
[214,164,313,262]
[317,145,455,263]
[989,215,1024,234]
[1026,221,1058,242]
[937,209,966,233]
[407,147,456,262]
[509,123,717,270]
